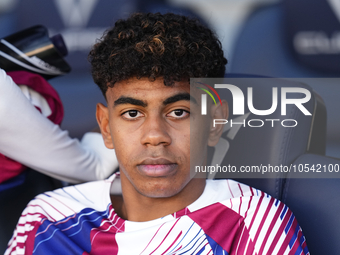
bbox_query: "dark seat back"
[229,1,340,158]
[282,154,340,255]
[210,76,327,198]
[228,1,340,253]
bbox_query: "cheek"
[190,116,210,166]
[170,125,190,154]
[109,123,135,164]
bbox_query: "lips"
[137,158,177,177]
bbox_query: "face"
[97,77,226,199]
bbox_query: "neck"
[111,175,206,222]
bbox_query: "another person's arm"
[0,68,118,183]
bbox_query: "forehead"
[105,77,190,104]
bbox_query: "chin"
[137,180,185,198]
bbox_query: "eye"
[167,109,189,119]
[121,110,144,120]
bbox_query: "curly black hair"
[89,12,227,96]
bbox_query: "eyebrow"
[114,97,147,107]
[113,92,197,107]
[163,93,197,105]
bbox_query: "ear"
[208,100,229,147]
[96,103,114,149]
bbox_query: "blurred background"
[0,0,339,157]
[0,1,340,254]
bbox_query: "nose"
[140,115,171,146]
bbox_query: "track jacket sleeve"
[0,68,118,183]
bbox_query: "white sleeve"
[0,68,118,183]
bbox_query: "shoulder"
[212,179,278,216]
[205,179,295,239]
[197,179,309,255]
[5,177,114,255]
[26,178,112,222]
